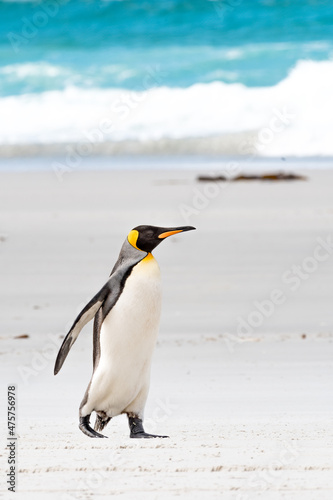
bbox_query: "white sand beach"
[1,164,333,499]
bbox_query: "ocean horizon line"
[0,154,332,176]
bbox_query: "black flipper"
[54,284,110,375]
[79,415,107,438]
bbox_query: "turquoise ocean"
[0,0,332,157]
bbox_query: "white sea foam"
[0,62,66,78]
[0,59,332,156]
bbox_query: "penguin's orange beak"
[158,226,196,239]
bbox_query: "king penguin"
[54,225,195,438]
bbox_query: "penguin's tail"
[94,413,112,432]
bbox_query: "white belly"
[82,254,162,417]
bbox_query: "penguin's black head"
[127,225,196,253]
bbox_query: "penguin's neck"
[142,252,154,263]
[136,252,160,278]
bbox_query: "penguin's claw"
[130,432,169,439]
[79,415,107,438]
[94,413,112,432]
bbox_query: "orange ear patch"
[127,229,140,249]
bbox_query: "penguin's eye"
[145,230,154,239]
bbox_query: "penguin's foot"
[94,412,112,432]
[79,414,107,438]
[128,416,169,439]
